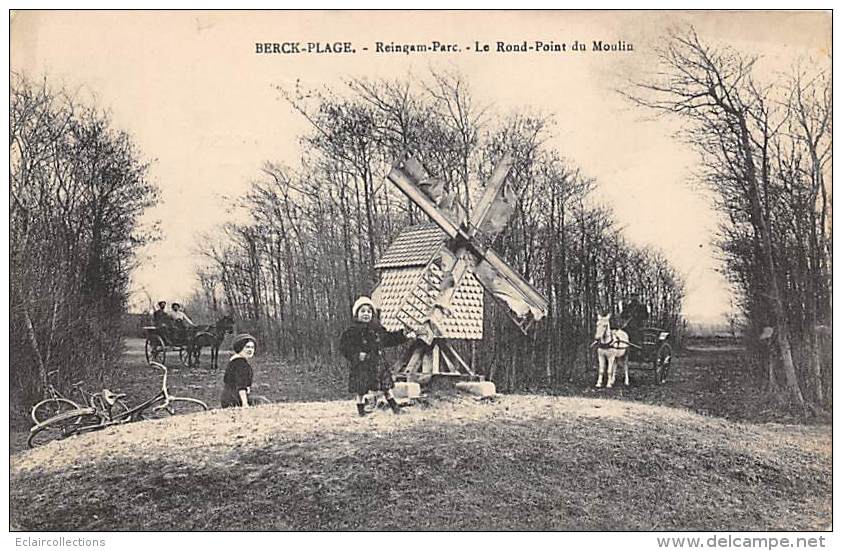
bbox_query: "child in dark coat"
[221,334,257,408]
[339,296,412,416]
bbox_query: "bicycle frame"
[42,370,63,400]
[41,369,105,408]
[40,370,77,404]
[96,361,181,419]
[51,362,191,434]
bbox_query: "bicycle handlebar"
[148,361,170,397]
[148,360,167,372]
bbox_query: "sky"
[10,10,831,322]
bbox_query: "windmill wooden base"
[393,339,484,382]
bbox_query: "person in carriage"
[152,300,175,345]
[620,292,648,357]
[170,302,196,344]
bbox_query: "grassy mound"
[10,395,831,531]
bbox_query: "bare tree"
[10,73,158,411]
[627,28,832,412]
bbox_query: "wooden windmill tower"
[372,152,549,382]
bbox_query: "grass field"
[9,338,832,531]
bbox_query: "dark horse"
[188,315,235,369]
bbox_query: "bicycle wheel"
[145,336,166,365]
[143,397,209,419]
[27,409,100,448]
[31,398,81,425]
[112,398,131,418]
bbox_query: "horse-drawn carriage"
[143,325,198,367]
[143,315,235,369]
[593,315,674,388]
[628,327,674,384]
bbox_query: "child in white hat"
[339,296,413,416]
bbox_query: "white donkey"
[593,314,630,388]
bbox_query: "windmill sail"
[388,157,463,239]
[438,191,467,226]
[417,177,446,204]
[476,179,517,237]
[469,154,514,238]
[474,250,547,334]
[474,262,532,317]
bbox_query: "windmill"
[372,152,549,384]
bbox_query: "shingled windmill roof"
[374,223,448,269]
[374,223,484,340]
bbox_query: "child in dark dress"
[221,334,256,408]
[339,296,413,416]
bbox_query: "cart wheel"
[653,342,672,384]
[145,336,166,365]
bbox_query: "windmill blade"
[475,178,518,238]
[430,247,473,317]
[387,155,465,240]
[468,154,515,238]
[392,245,459,344]
[474,249,548,334]
[438,190,468,227]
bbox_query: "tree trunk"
[805,223,823,406]
[545,192,556,383]
[23,306,49,397]
[363,169,377,281]
[739,120,805,410]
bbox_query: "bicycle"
[28,361,209,448]
[30,370,130,425]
